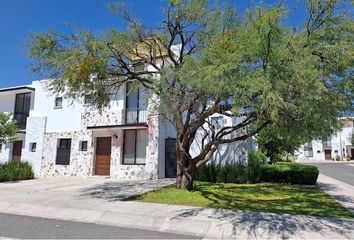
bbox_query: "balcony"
[124,108,147,125]
[13,112,28,130]
[322,137,332,149]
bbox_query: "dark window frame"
[30,142,37,152]
[54,97,63,109]
[80,141,88,151]
[304,142,313,157]
[122,129,147,165]
[56,138,71,165]
[14,92,31,129]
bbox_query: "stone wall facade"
[41,130,94,177]
[81,110,123,129]
[39,105,160,180]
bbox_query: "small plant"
[335,154,340,161]
[0,161,35,182]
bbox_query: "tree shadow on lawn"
[193,182,354,219]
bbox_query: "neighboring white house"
[296,117,354,161]
[0,79,254,179]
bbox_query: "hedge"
[260,162,319,185]
[0,162,35,182]
[195,154,319,185]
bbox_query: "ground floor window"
[56,138,71,165]
[30,142,37,152]
[123,129,147,165]
[79,141,88,151]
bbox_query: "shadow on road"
[80,179,174,201]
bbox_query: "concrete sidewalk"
[317,174,354,214]
[1,177,354,239]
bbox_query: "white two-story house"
[296,117,354,161]
[0,77,254,179]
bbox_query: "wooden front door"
[165,138,177,178]
[12,140,23,162]
[351,149,354,160]
[95,137,112,176]
[324,149,332,160]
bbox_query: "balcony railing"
[322,142,332,149]
[124,108,147,124]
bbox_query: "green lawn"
[130,181,354,219]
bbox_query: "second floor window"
[54,97,63,109]
[322,137,331,148]
[14,92,31,129]
[211,116,224,130]
[304,142,313,157]
[84,94,93,105]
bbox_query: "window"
[334,150,338,153]
[304,142,313,157]
[322,136,331,148]
[123,129,147,164]
[211,116,224,130]
[317,150,321,153]
[54,97,63,109]
[56,139,71,165]
[80,141,88,151]
[14,92,31,129]
[30,143,37,152]
[84,95,93,105]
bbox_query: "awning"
[87,123,148,130]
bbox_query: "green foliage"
[195,151,265,184]
[0,112,19,144]
[248,150,266,163]
[27,0,354,188]
[0,162,35,182]
[196,156,318,185]
[351,132,354,146]
[133,181,354,219]
[260,162,319,185]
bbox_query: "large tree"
[28,0,353,190]
[0,112,18,144]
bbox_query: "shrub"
[0,162,35,182]
[248,151,266,164]
[195,151,265,184]
[260,162,319,185]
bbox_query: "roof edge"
[0,86,35,93]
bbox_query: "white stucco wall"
[21,117,47,176]
[296,118,354,161]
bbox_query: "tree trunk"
[176,147,195,191]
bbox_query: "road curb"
[317,174,354,214]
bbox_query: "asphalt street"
[0,212,198,239]
[304,162,354,186]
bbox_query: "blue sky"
[0,0,307,89]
